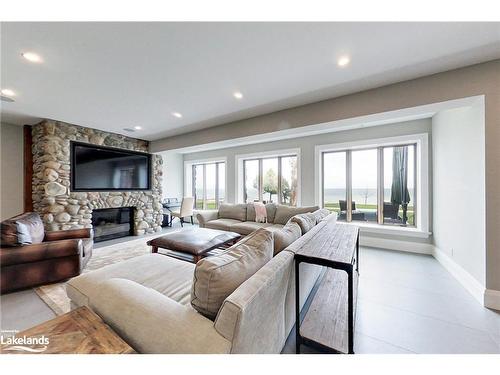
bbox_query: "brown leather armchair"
[0,212,93,294]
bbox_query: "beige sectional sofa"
[196,203,320,235]
[67,208,336,354]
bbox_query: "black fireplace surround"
[91,207,134,242]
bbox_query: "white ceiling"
[1,22,499,140]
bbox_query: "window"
[191,161,226,209]
[351,149,378,223]
[242,154,298,205]
[322,152,347,217]
[322,143,417,227]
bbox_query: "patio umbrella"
[390,146,411,223]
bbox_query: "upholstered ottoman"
[147,228,241,263]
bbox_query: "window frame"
[242,155,296,204]
[236,148,301,206]
[315,134,429,237]
[321,144,417,226]
[184,158,227,209]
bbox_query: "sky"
[323,146,415,189]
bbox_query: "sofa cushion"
[67,253,195,307]
[191,228,273,319]
[264,224,285,232]
[246,203,277,223]
[218,204,247,221]
[290,213,316,234]
[205,218,243,232]
[1,212,45,246]
[230,221,272,235]
[312,208,331,224]
[265,204,278,224]
[273,221,302,255]
[273,205,319,225]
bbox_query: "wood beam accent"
[23,125,33,212]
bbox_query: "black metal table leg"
[295,260,301,354]
[356,233,359,273]
[347,267,354,354]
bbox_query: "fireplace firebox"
[91,207,134,242]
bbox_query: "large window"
[242,155,298,205]
[191,161,226,209]
[322,143,417,227]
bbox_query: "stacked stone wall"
[32,120,163,235]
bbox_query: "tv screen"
[71,142,151,191]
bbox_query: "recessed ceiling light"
[172,112,183,118]
[22,52,42,63]
[233,91,243,99]
[134,126,142,130]
[337,56,350,67]
[1,89,16,97]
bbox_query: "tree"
[281,179,291,204]
[254,169,278,202]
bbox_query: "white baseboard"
[360,235,499,310]
[432,247,485,305]
[484,289,500,311]
[360,235,433,255]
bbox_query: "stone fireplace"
[31,120,163,236]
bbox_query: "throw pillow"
[312,208,331,224]
[273,221,302,255]
[16,213,45,244]
[273,205,319,225]
[0,212,44,246]
[290,213,316,234]
[253,202,267,223]
[191,228,273,319]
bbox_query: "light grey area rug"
[34,237,153,315]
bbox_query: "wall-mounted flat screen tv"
[71,142,151,191]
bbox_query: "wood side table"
[1,306,135,354]
[295,223,360,354]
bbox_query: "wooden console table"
[1,306,135,354]
[295,223,360,354]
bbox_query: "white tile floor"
[283,247,500,354]
[1,242,499,353]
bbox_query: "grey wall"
[0,123,24,220]
[159,151,184,200]
[432,104,485,285]
[152,60,499,291]
[183,118,432,240]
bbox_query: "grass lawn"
[324,202,414,225]
[196,200,218,210]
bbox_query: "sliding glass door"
[322,144,416,226]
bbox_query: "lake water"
[324,188,414,205]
